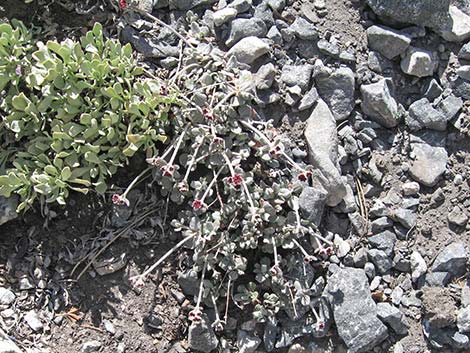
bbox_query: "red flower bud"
[192,199,204,210]
[119,0,127,9]
[298,173,308,182]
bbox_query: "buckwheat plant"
[126,28,333,333]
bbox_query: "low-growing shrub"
[124,34,333,332]
[0,20,178,211]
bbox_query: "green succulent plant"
[0,20,179,211]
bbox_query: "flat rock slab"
[304,99,346,206]
[325,267,388,353]
[366,0,451,30]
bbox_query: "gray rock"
[0,288,15,306]
[458,307,470,333]
[304,99,347,207]
[452,332,470,350]
[317,39,340,57]
[364,262,376,280]
[459,42,470,60]
[368,249,393,274]
[226,18,267,47]
[410,251,427,282]
[0,330,21,353]
[365,0,451,30]
[377,303,409,335]
[298,184,328,227]
[237,330,261,353]
[267,26,282,45]
[280,65,313,92]
[228,0,252,13]
[0,196,18,226]
[401,291,422,308]
[298,87,319,111]
[253,2,274,27]
[402,182,420,196]
[354,248,368,268]
[422,79,443,101]
[439,6,470,42]
[409,138,448,187]
[368,231,396,257]
[391,208,417,229]
[401,47,437,78]
[121,26,179,58]
[169,0,216,10]
[188,315,219,352]
[255,63,276,90]
[448,206,469,226]
[366,25,411,59]
[391,286,404,305]
[361,79,399,128]
[370,216,393,233]
[81,341,102,353]
[289,17,318,40]
[425,272,451,287]
[177,270,199,296]
[431,242,467,276]
[315,66,355,121]
[267,0,285,12]
[368,51,393,74]
[263,321,278,352]
[227,37,270,64]
[437,95,463,121]
[457,65,470,81]
[325,268,388,353]
[24,311,43,332]
[334,234,351,258]
[407,98,447,131]
[213,8,238,27]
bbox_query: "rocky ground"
[1,0,470,352]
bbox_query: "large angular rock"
[325,268,388,353]
[406,98,447,131]
[280,64,314,92]
[401,47,437,78]
[188,315,219,352]
[289,16,318,40]
[360,79,399,128]
[226,18,267,47]
[315,66,355,121]
[365,0,451,30]
[439,6,470,42]
[367,231,396,257]
[366,25,411,60]
[431,242,467,277]
[227,37,270,64]
[304,99,347,207]
[409,132,448,187]
[0,196,18,226]
[376,303,409,335]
